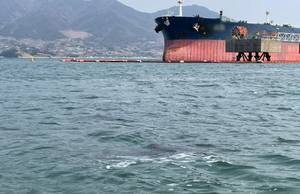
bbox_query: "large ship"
[154,1,300,62]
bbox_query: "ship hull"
[155,16,300,62]
[163,39,300,62]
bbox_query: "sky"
[117,0,300,26]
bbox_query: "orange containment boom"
[60,58,164,63]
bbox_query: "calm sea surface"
[1,58,300,194]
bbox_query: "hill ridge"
[0,1,224,58]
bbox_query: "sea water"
[1,58,300,193]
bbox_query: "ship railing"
[261,32,300,42]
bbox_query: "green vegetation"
[0,49,19,58]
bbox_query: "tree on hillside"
[0,49,19,58]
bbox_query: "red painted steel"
[163,40,300,62]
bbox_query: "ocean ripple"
[1,60,300,193]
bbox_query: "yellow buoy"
[30,58,34,62]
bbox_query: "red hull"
[163,40,300,62]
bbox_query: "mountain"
[0,1,226,58]
[0,0,155,41]
[152,4,224,18]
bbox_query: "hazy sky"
[117,0,300,26]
